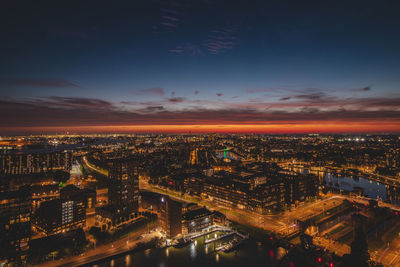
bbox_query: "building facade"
[160,196,182,238]
[32,185,86,234]
[0,150,72,175]
[95,159,139,231]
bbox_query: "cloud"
[169,43,203,55]
[169,49,185,54]
[136,105,165,113]
[246,88,281,94]
[162,15,180,22]
[201,26,238,54]
[169,26,239,55]
[1,95,400,130]
[246,85,373,95]
[135,87,165,96]
[46,96,112,108]
[161,22,178,28]
[167,97,186,103]
[156,4,185,32]
[358,86,371,91]
[280,97,291,101]
[3,79,80,88]
[293,91,328,101]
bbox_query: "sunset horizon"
[2,122,400,135]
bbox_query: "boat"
[219,237,245,252]
[173,237,192,248]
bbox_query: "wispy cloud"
[169,26,239,55]
[46,96,112,108]
[201,26,238,54]
[155,2,187,32]
[169,43,203,55]
[246,86,373,95]
[167,97,186,103]
[2,79,80,88]
[134,87,165,96]
[162,15,180,22]
[356,86,372,92]
[161,22,178,28]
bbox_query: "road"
[376,221,400,266]
[313,236,350,256]
[82,156,108,176]
[38,224,159,267]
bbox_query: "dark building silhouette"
[160,196,182,238]
[32,185,86,234]
[108,159,139,218]
[0,187,31,263]
[95,159,139,231]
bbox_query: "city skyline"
[1,0,400,134]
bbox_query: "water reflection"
[190,243,197,259]
[125,255,131,266]
[292,167,400,204]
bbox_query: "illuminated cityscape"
[1,1,400,267]
[0,134,399,266]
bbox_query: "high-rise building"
[160,196,182,238]
[189,148,198,165]
[32,185,86,234]
[108,159,139,219]
[60,185,86,226]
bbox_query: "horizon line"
[1,123,400,135]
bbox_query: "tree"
[53,170,70,184]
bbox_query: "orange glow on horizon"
[2,122,400,134]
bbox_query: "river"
[96,232,275,267]
[291,167,400,205]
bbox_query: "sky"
[1,0,400,134]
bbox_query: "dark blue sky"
[1,0,400,133]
